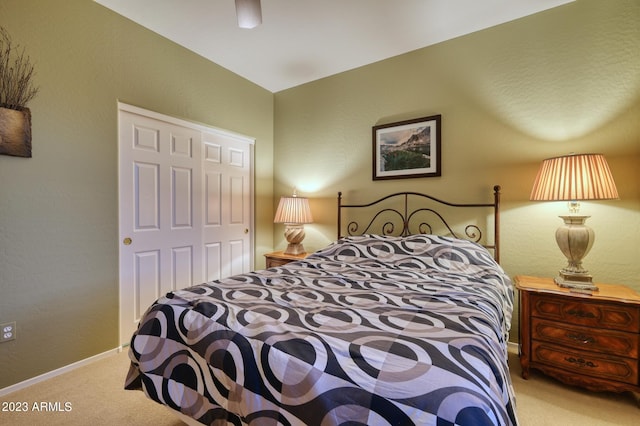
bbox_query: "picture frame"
[372,114,441,180]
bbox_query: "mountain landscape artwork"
[380,125,432,171]
[373,115,441,180]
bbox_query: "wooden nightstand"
[514,275,640,397]
[264,251,308,268]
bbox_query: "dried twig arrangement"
[0,26,39,110]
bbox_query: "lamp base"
[283,243,306,255]
[555,271,599,291]
[554,214,599,291]
[283,224,307,255]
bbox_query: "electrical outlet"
[0,322,16,342]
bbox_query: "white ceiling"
[95,0,573,93]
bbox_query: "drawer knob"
[566,309,596,319]
[565,356,598,369]
[566,332,595,345]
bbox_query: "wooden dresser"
[515,275,640,396]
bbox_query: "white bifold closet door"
[118,103,253,346]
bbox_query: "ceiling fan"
[235,0,262,29]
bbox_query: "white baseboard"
[0,347,122,397]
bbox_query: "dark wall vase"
[0,106,32,158]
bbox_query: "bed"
[125,186,518,425]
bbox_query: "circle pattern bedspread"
[125,234,518,425]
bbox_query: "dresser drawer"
[532,341,638,385]
[266,257,290,268]
[531,293,640,332]
[532,318,639,358]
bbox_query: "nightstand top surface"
[264,251,309,261]
[514,275,640,304]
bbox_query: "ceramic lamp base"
[283,224,306,255]
[554,214,598,291]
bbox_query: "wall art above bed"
[372,114,441,180]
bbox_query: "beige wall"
[0,0,274,388]
[274,0,640,340]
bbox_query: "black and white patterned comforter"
[125,234,517,425]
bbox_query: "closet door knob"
[123,237,132,245]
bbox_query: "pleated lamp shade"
[274,196,313,224]
[530,153,619,201]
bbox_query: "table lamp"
[530,153,619,291]
[274,191,313,255]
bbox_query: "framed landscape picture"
[372,114,441,180]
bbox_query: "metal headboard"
[337,185,501,262]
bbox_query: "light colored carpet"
[0,348,638,425]
[0,349,183,426]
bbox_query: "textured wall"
[0,0,274,389]
[274,0,640,341]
